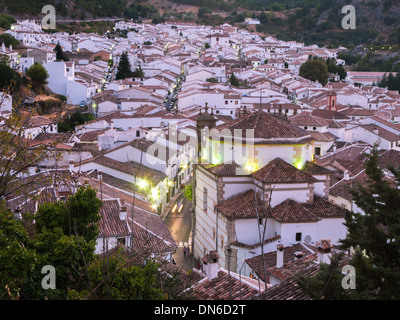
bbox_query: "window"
[136,130,140,137]
[235,101,238,105]
[117,237,126,245]
[225,101,228,105]
[315,147,321,156]
[313,127,317,130]
[296,232,302,242]
[304,126,308,130]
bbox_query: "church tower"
[327,90,337,111]
[196,103,217,162]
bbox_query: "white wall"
[279,222,317,247]
[316,218,346,246]
[269,183,310,207]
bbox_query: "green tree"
[54,42,68,61]
[22,227,96,299]
[35,185,102,242]
[298,145,400,300]
[341,145,400,299]
[80,252,166,300]
[58,111,94,133]
[0,14,16,29]
[0,109,54,198]
[337,64,347,80]
[198,7,211,18]
[299,59,329,86]
[229,73,240,87]
[0,63,21,91]
[26,63,49,92]
[0,201,37,300]
[183,183,193,201]
[20,185,101,299]
[66,186,102,242]
[0,33,20,48]
[115,51,132,80]
[297,253,353,300]
[206,77,218,83]
[132,63,144,78]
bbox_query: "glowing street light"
[137,178,148,189]
[150,188,159,200]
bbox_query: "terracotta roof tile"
[271,199,320,223]
[214,111,313,143]
[98,199,130,237]
[192,269,261,300]
[214,189,269,219]
[252,158,318,184]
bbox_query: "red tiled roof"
[303,194,347,218]
[214,111,313,143]
[200,162,249,176]
[302,161,332,175]
[252,158,318,184]
[271,199,320,223]
[192,269,260,300]
[98,199,131,237]
[289,114,330,127]
[214,189,269,219]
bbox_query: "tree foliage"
[229,73,240,87]
[299,59,329,85]
[0,63,21,91]
[0,33,20,48]
[378,72,400,93]
[115,51,132,80]
[183,183,193,202]
[341,145,400,299]
[26,63,49,92]
[54,43,68,61]
[298,145,400,300]
[0,109,55,198]
[0,201,37,299]
[58,111,95,133]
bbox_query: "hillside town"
[1,17,400,301]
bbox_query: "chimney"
[119,199,127,221]
[293,251,304,260]
[343,170,350,180]
[317,239,333,265]
[276,244,284,268]
[69,160,74,172]
[202,250,219,280]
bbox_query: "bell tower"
[327,90,337,111]
[196,103,217,162]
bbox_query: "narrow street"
[163,192,194,272]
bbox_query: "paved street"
[163,192,194,272]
